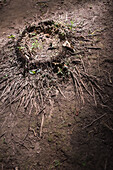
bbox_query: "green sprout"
[8,34,15,39]
[32,32,36,36]
[70,20,74,25]
[17,46,25,50]
[29,70,36,75]
[31,40,39,49]
[3,137,6,144]
[57,67,63,75]
[3,74,8,78]
[69,20,74,30]
[82,162,86,166]
[54,22,59,28]
[54,160,60,167]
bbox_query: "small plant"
[48,136,53,142]
[82,162,86,166]
[3,74,8,78]
[31,40,39,49]
[8,34,15,39]
[29,69,37,75]
[69,20,74,30]
[31,40,43,50]
[17,46,25,50]
[3,137,6,144]
[54,22,59,27]
[54,160,60,167]
[57,67,63,75]
[32,32,36,36]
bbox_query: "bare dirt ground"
[0,0,113,170]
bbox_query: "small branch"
[57,85,66,98]
[83,113,107,129]
[100,104,113,112]
[29,127,37,137]
[87,47,101,50]
[0,132,5,139]
[81,58,86,72]
[37,107,45,115]
[40,113,45,137]
[90,83,97,106]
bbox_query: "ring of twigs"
[0,20,104,131]
[15,20,73,74]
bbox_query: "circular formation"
[16,20,72,68]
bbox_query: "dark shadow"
[70,104,113,170]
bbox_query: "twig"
[87,47,101,50]
[24,89,34,109]
[83,113,107,129]
[37,107,45,115]
[103,123,113,133]
[100,104,113,112]
[48,98,54,119]
[81,58,86,72]
[29,127,37,137]
[80,71,99,82]
[90,83,97,106]
[33,97,38,114]
[40,113,45,137]
[104,159,107,170]
[36,0,50,3]
[94,87,104,102]
[72,70,85,104]
[70,70,81,102]
[70,70,77,93]
[57,85,66,98]
[80,78,93,97]
[0,132,5,139]
[28,98,34,115]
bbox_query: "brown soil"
[0,0,113,170]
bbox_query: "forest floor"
[0,0,113,170]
